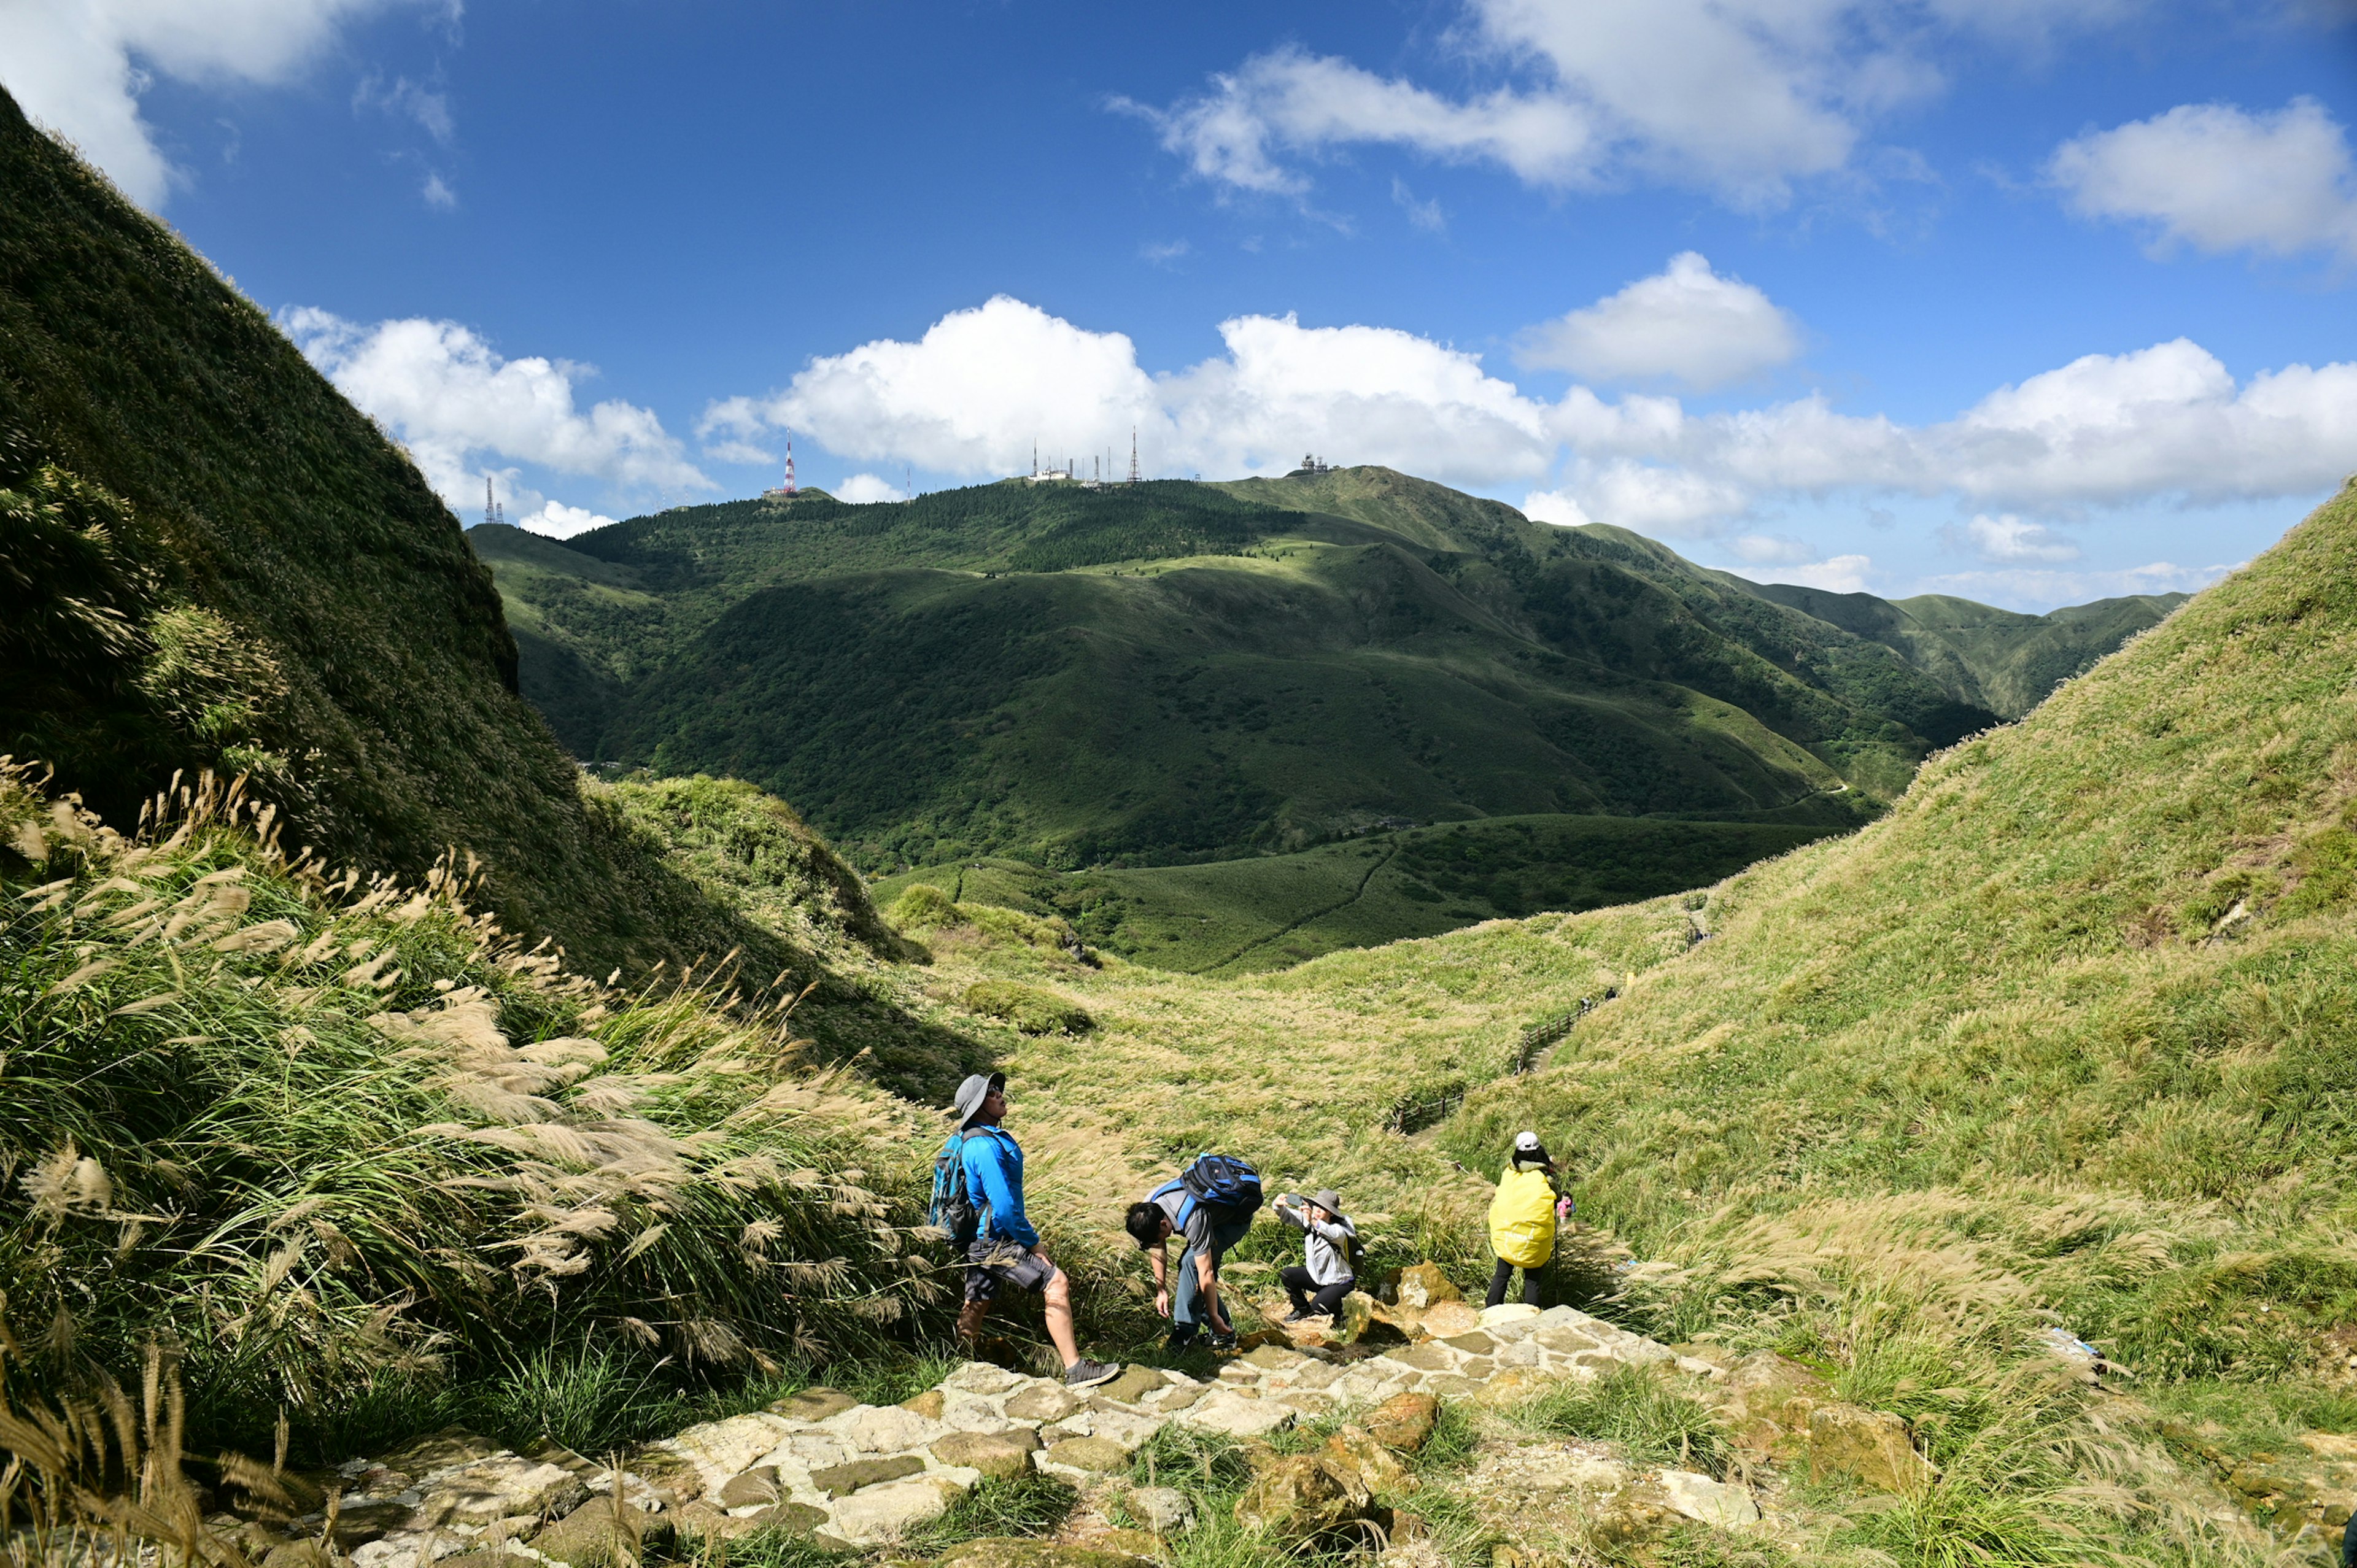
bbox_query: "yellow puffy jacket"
[1488,1166,1557,1269]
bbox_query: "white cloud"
[1517,252,1801,389]
[716,294,1555,488]
[1727,533,1823,565]
[1727,554,1876,593]
[1391,177,1447,233]
[515,500,615,539]
[354,72,452,144]
[1911,560,2235,611]
[2049,98,2357,262]
[717,297,2354,568]
[834,473,907,504]
[1140,239,1193,266]
[1538,339,2357,532]
[421,171,455,209]
[1118,46,1596,198]
[0,0,427,207]
[1131,0,2134,209]
[285,307,711,513]
[1950,513,2079,562]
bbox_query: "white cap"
[1514,1130,1542,1152]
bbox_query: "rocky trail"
[206,1265,1989,1568]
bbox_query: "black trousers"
[1487,1256,1546,1309]
[1281,1265,1354,1317]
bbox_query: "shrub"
[962,979,1092,1035]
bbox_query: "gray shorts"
[965,1238,1056,1302]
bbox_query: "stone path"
[280,1300,1738,1567]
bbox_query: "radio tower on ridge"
[483,475,504,527]
[784,439,797,496]
[1128,428,1140,484]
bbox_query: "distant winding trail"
[1198,840,1402,976]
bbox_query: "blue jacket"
[948,1126,1035,1248]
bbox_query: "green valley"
[476,466,2176,956]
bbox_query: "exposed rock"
[1419,1302,1480,1338]
[1385,1345,1458,1373]
[261,1543,340,1568]
[932,1429,1043,1480]
[716,1467,781,1509]
[1243,1345,1307,1372]
[822,1476,965,1545]
[530,1501,673,1568]
[767,1386,859,1423]
[1441,1332,1497,1356]
[1172,1391,1296,1439]
[1006,1384,1086,1423]
[1040,1437,1134,1475]
[1274,1392,1334,1417]
[1530,1324,1600,1356]
[932,1540,1158,1568]
[1093,1366,1170,1407]
[822,1404,946,1455]
[670,1500,788,1543]
[808,1456,926,1497]
[944,1362,1027,1396]
[1805,1404,1933,1493]
[1376,1540,1450,1568]
[1656,1469,1759,1531]
[411,1458,589,1529]
[1478,1304,1540,1330]
[1366,1393,1439,1453]
[1331,1292,1377,1347]
[1323,1427,1410,1496]
[1233,1454,1371,1544]
[1125,1485,1194,1534]
[901,1390,948,1419]
[1395,1265,1464,1311]
[659,1414,794,1486]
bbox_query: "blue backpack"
[1151,1154,1264,1234]
[930,1132,988,1248]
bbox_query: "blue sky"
[7,1,2356,609]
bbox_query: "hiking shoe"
[1209,1330,1239,1353]
[1064,1357,1121,1389]
[1282,1310,1312,1324]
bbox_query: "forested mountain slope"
[479,468,2170,873]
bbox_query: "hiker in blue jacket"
[1123,1156,1263,1353]
[943,1072,1120,1388]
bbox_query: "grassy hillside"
[809,481,2357,1562]
[1749,581,2189,717]
[0,87,819,982]
[0,764,948,1459]
[875,812,1835,974]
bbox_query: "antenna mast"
[1128,428,1140,484]
[784,438,797,496]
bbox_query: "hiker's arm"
[1150,1243,1169,1316]
[1272,1195,1307,1231]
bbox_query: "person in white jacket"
[1272,1189,1357,1323]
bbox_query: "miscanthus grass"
[0,764,950,1454]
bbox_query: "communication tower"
[1128,428,1140,484]
[482,475,505,527]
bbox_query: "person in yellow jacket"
[1486,1130,1574,1309]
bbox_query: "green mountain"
[479,466,2172,878]
[1745,581,2189,717]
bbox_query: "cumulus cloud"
[834,473,908,504]
[717,296,2354,564]
[1727,533,1825,565]
[514,500,616,539]
[354,72,453,144]
[716,294,1554,487]
[421,171,456,209]
[0,0,428,207]
[285,307,711,513]
[1517,252,1801,389]
[1949,513,2079,563]
[1538,338,2357,533]
[1736,553,1875,593]
[1129,0,2134,209]
[2049,98,2357,262]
